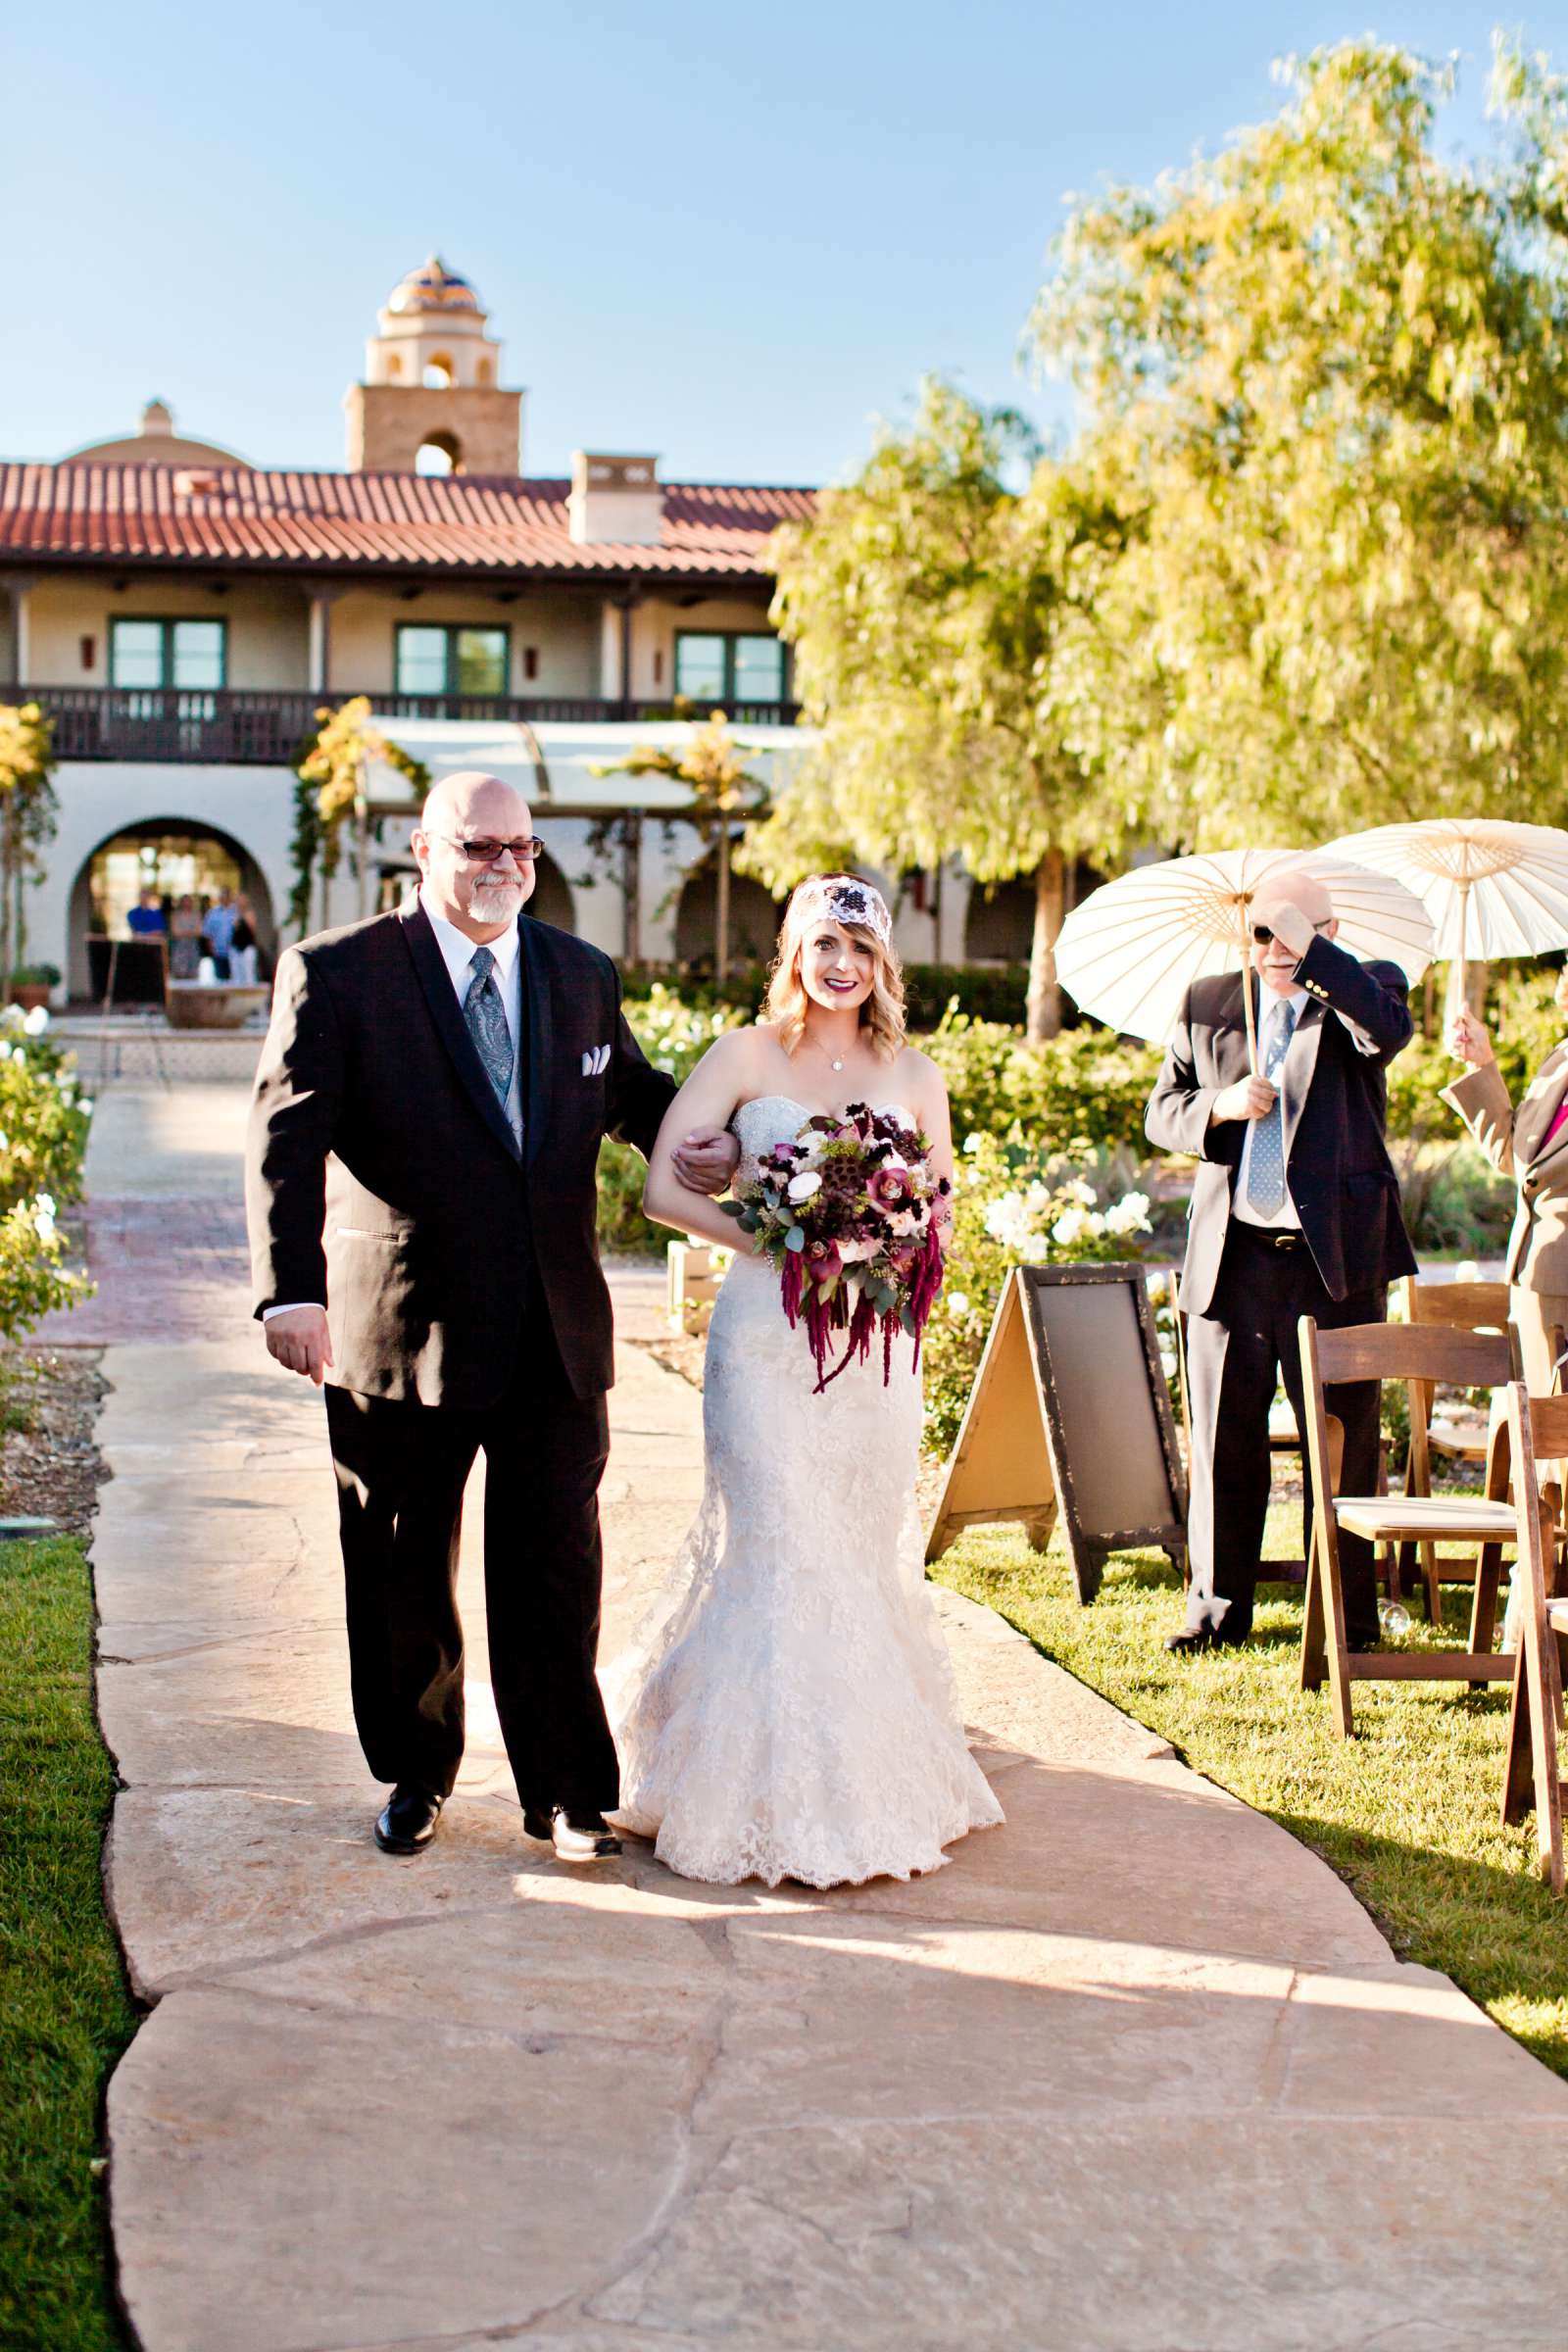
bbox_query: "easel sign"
[925,1262,1188,1605]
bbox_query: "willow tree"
[594,711,768,979]
[744,382,1131,1040]
[1032,36,1568,845]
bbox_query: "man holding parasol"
[1143,870,1417,1652]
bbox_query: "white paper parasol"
[1054,846,1434,1067]
[1323,819,1568,1009]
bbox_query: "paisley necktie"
[464,945,514,1113]
[1246,997,1298,1215]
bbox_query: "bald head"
[1253,870,1333,930]
[413,770,536,943]
[420,770,532,840]
[1249,869,1338,998]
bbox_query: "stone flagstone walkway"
[76,1086,1568,2350]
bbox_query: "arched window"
[415,432,462,477]
[422,355,454,388]
[476,357,493,387]
[385,355,403,378]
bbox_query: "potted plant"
[7,962,60,1010]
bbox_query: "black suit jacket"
[1144,933,1416,1318]
[245,900,675,1408]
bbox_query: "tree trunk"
[1024,848,1065,1044]
[715,821,731,983]
[622,812,642,966]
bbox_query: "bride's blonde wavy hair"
[763,873,907,1062]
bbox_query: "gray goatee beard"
[469,881,525,923]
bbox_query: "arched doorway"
[523,846,575,932]
[674,863,784,967]
[68,819,275,1002]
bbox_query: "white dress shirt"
[1232,985,1309,1232]
[264,889,524,1320]
[417,887,525,1143]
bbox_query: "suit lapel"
[1516,1046,1568,1168]
[1281,997,1324,1170]
[398,900,521,1166]
[518,913,553,1170]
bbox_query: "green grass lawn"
[1,1537,136,2352]
[931,1512,1568,2078]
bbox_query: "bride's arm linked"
[643,1031,760,1255]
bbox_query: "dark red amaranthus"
[797,1224,947,1395]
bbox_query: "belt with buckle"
[1237,1223,1305,1250]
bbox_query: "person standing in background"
[230,894,260,985]
[170,895,202,980]
[1445,971,1568,1398]
[1146,872,1416,1654]
[201,890,238,979]
[126,887,167,939]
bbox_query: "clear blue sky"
[9,2,1533,485]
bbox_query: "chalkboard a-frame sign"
[925,1262,1188,1605]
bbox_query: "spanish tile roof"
[0,465,815,578]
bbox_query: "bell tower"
[344,256,523,475]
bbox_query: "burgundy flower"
[806,1239,844,1284]
[866,1164,915,1212]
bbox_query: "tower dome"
[386,255,484,317]
[347,258,521,475]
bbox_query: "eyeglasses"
[1251,920,1332,946]
[433,835,542,865]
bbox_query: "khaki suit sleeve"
[1441,1061,1518,1180]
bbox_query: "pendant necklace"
[810,1032,849,1075]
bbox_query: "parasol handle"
[1238,902,1259,1074]
[1456,879,1469,1020]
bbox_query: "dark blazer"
[245,900,675,1408]
[1145,933,1416,1318]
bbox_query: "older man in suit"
[1445,975,1568,1397]
[248,772,735,1860]
[1146,871,1416,1653]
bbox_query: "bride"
[603,873,1004,1887]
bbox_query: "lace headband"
[791,876,893,948]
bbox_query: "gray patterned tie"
[464,945,514,1114]
[1246,996,1298,1215]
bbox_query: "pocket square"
[582,1044,612,1076]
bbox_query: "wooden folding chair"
[1298,1317,1518,1736]
[1395,1276,1520,1622]
[1498,1383,1568,1893]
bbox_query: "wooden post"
[622,810,642,967]
[715,817,731,983]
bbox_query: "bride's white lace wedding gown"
[604,1095,1004,1887]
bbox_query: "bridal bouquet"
[722,1102,950,1391]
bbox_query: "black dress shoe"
[374,1784,444,1854]
[522,1805,622,1861]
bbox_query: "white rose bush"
[0,1004,93,1341]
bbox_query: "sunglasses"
[433,835,542,865]
[1251,920,1331,946]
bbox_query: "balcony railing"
[20,686,803,765]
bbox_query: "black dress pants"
[1185,1223,1384,1645]
[323,1343,615,1813]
